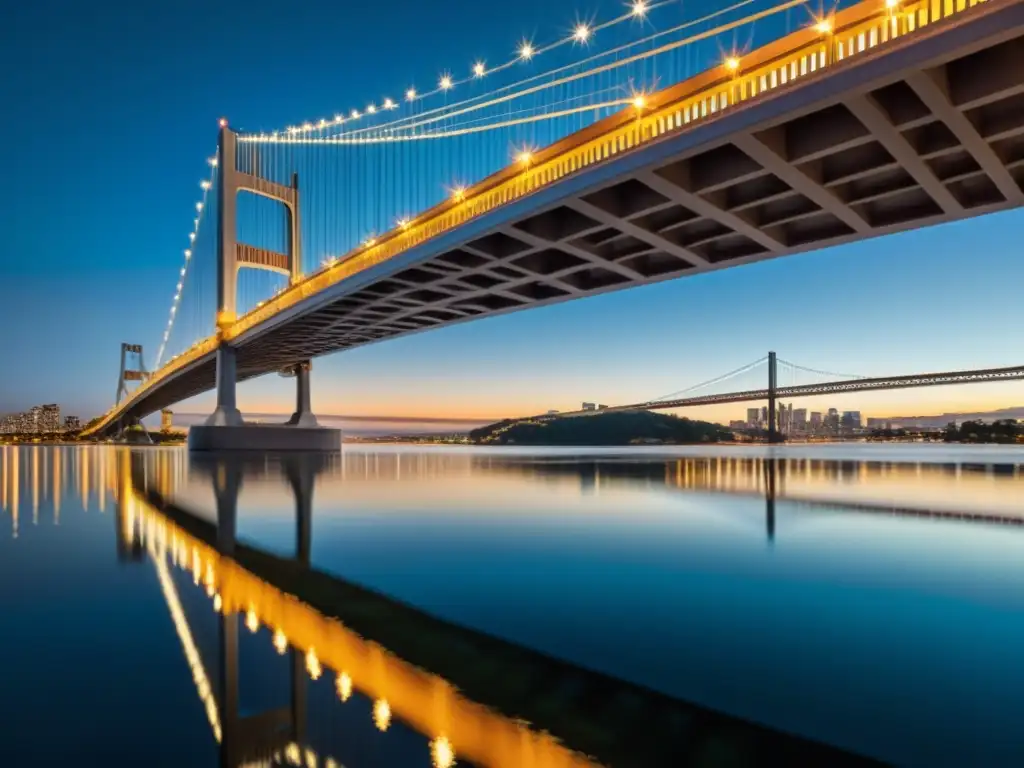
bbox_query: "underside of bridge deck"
[235,22,1024,375]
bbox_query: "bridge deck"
[90,0,1024,432]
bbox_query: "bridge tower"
[206,124,302,429]
[767,351,779,444]
[190,123,338,451]
[116,343,148,405]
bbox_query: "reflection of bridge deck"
[128,476,877,768]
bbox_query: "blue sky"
[2,0,1023,424]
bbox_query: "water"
[1,443,1023,767]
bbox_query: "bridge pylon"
[116,343,148,405]
[190,124,338,451]
[767,351,780,444]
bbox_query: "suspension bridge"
[78,0,1024,449]
[535,352,1024,439]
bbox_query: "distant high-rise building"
[826,408,840,430]
[760,406,768,425]
[746,407,760,427]
[64,415,81,431]
[40,404,60,433]
[810,411,823,429]
[581,402,596,411]
[793,408,808,429]
[729,420,747,430]
[841,411,863,429]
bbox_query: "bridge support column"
[767,351,780,444]
[286,361,318,429]
[205,344,244,427]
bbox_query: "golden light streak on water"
[131,486,600,768]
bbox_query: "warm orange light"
[885,0,900,7]
[631,1,648,18]
[439,74,453,90]
[519,41,534,60]
[451,186,466,201]
[473,61,485,77]
[516,150,533,165]
[431,736,455,768]
[573,23,591,43]
[374,699,392,731]
[406,87,417,101]
[725,56,740,71]
[632,94,647,110]
[218,117,228,128]
[815,17,833,33]
[336,672,353,702]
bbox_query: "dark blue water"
[1,443,1023,766]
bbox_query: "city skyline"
[2,0,1024,424]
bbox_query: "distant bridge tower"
[767,351,779,444]
[206,124,303,429]
[116,343,149,405]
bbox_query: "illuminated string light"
[431,737,455,768]
[351,109,361,119]
[451,185,466,201]
[886,0,900,7]
[256,0,691,134]
[725,55,740,71]
[383,98,395,110]
[815,17,833,33]
[334,114,344,123]
[306,648,322,680]
[156,140,215,370]
[336,672,353,702]
[632,92,647,109]
[273,629,288,655]
[367,104,377,114]
[245,608,259,633]
[373,699,392,732]
[516,149,533,165]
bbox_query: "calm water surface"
[1,443,1023,766]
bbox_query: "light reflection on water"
[0,443,1023,767]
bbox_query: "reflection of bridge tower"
[217,595,307,767]
[200,453,322,766]
[116,452,145,562]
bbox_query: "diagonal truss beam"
[906,69,1024,205]
[733,132,872,234]
[844,94,963,215]
[565,198,711,268]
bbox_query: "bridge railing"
[86,0,989,434]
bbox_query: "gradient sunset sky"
[2,0,1023,425]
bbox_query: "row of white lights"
[154,125,226,369]
[328,0,907,258]
[273,1,652,138]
